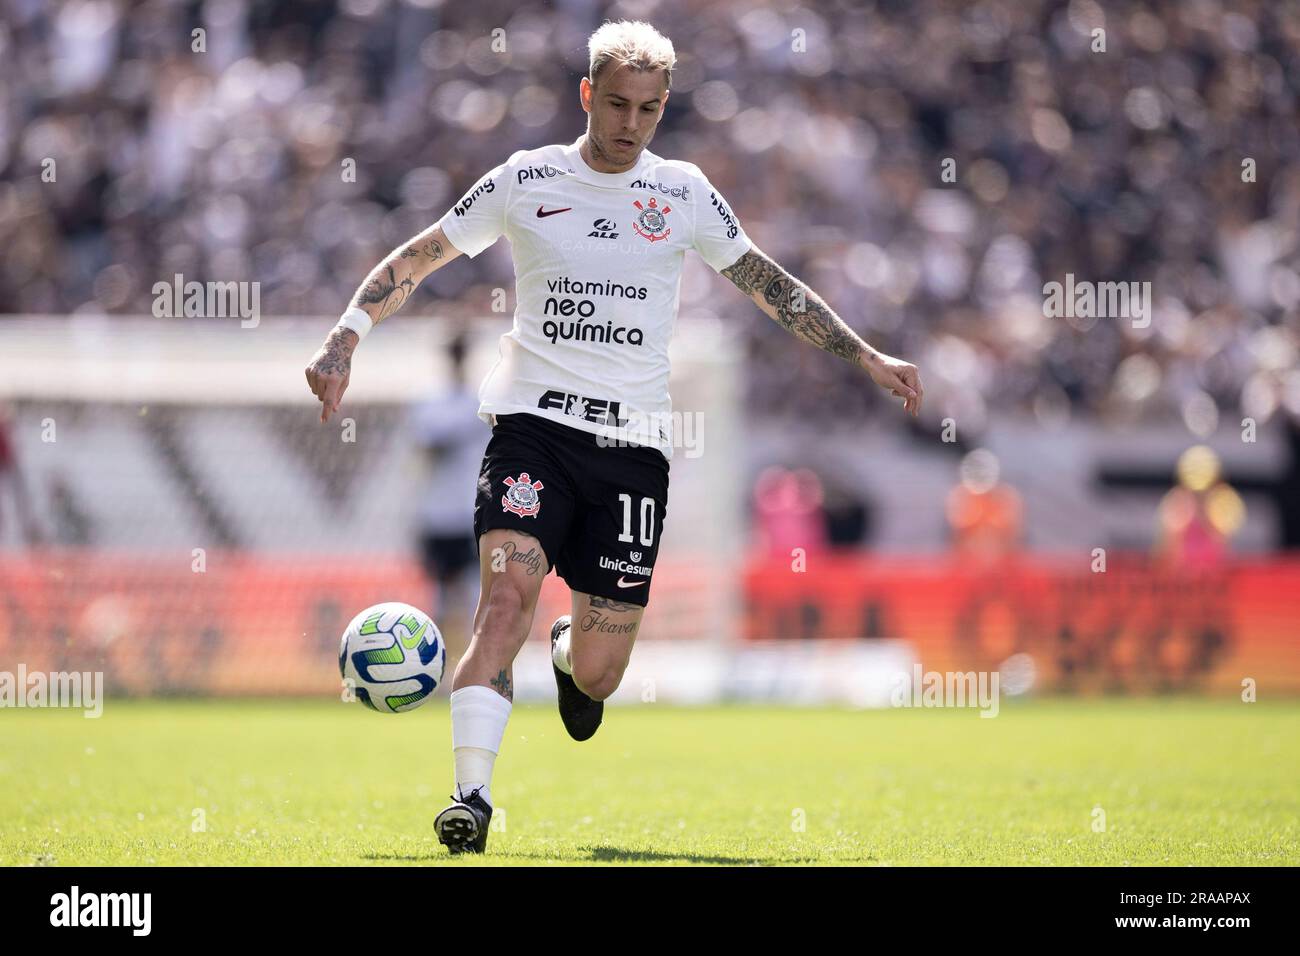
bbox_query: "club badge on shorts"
[501,472,544,517]
[632,196,672,242]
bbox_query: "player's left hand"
[862,351,923,417]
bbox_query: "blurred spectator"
[0,0,1296,437]
[1154,444,1246,569]
[820,473,872,548]
[753,466,827,560]
[946,448,1022,560]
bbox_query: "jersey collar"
[562,137,650,187]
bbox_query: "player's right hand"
[304,328,358,424]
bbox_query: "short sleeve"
[436,160,512,259]
[693,176,753,273]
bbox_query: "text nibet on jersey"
[437,138,752,461]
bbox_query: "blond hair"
[587,20,676,89]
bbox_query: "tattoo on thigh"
[579,610,638,635]
[589,596,639,612]
[502,540,543,575]
[490,668,513,701]
[489,539,544,575]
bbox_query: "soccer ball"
[339,602,445,714]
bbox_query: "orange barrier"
[0,552,428,695]
[2,551,1297,695]
[0,551,721,696]
[744,555,1300,694]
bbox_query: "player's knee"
[476,578,529,642]
[573,663,623,701]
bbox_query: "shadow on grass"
[363,844,861,865]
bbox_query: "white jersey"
[436,138,753,461]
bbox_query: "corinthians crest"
[501,472,544,517]
[631,196,672,242]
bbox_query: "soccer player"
[304,20,924,855]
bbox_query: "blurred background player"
[407,330,487,681]
[0,402,39,548]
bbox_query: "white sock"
[454,748,496,808]
[552,625,573,675]
[450,684,512,808]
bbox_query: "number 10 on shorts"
[618,493,656,547]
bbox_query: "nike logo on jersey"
[616,576,647,589]
[536,206,572,218]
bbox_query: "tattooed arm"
[720,245,924,416]
[305,224,463,422]
[352,224,462,324]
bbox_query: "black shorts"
[472,412,669,607]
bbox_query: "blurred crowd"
[1,0,1298,435]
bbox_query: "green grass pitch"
[2,698,1296,866]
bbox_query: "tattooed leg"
[489,668,513,703]
[451,530,547,695]
[441,529,544,817]
[567,590,644,701]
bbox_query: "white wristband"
[336,306,373,341]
